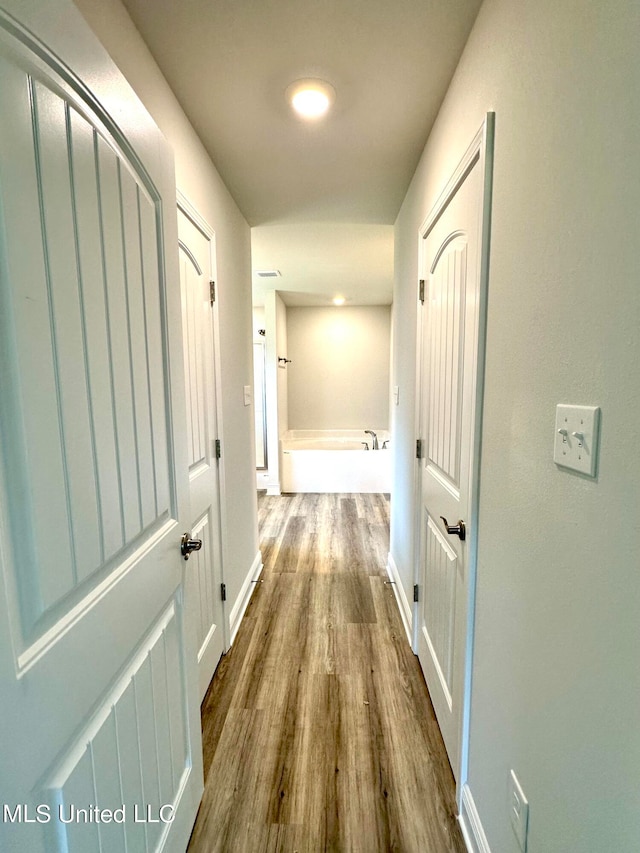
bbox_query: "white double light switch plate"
[509,769,529,852]
[554,404,600,477]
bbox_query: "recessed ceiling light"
[333,296,346,306]
[286,78,336,120]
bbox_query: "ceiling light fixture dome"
[286,78,336,120]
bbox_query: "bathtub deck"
[189,493,464,853]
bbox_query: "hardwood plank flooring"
[189,493,465,853]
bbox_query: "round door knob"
[440,516,466,541]
[181,532,202,560]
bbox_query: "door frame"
[413,112,495,797]
[177,189,229,653]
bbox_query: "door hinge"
[215,439,221,459]
[210,280,216,305]
[419,279,425,304]
[416,438,423,460]
[220,583,226,602]
[413,584,419,603]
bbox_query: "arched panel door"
[416,117,493,785]
[178,197,226,700]
[0,3,202,851]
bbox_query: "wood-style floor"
[188,493,465,853]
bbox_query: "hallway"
[188,494,465,852]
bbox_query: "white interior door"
[416,119,493,782]
[253,341,267,470]
[177,199,226,701]
[0,4,202,851]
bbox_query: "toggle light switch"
[553,404,600,477]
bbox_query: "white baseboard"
[228,550,263,646]
[386,552,413,646]
[459,784,491,853]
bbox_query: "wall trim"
[459,784,491,853]
[228,550,263,646]
[386,553,413,645]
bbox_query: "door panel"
[69,107,129,560]
[43,603,187,853]
[427,241,466,488]
[0,54,175,639]
[0,5,201,851]
[178,202,226,700]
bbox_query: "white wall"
[392,1,640,851]
[253,306,266,339]
[288,306,391,431]
[74,0,260,618]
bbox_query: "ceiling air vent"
[256,270,281,278]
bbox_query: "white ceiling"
[251,223,393,307]
[121,0,482,305]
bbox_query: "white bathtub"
[281,430,390,493]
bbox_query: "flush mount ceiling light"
[332,296,346,306]
[286,78,336,120]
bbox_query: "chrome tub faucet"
[364,430,379,450]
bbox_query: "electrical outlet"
[509,770,529,852]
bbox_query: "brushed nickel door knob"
[181,532,202,560]
[440,516,466,541]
